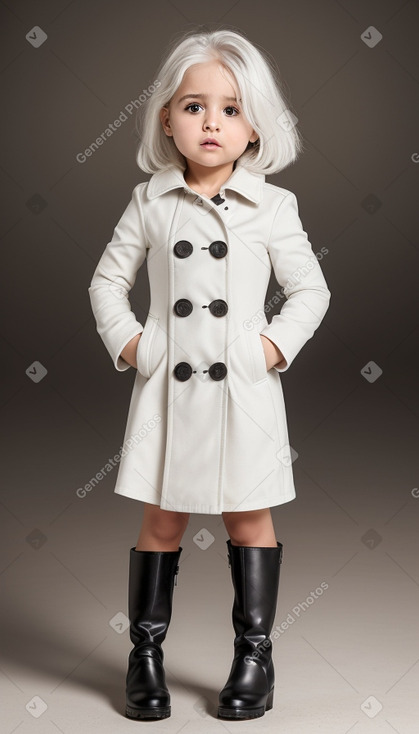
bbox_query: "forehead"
[178,60,238,92]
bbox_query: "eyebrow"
[177,93,240,104]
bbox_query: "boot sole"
[126,705,170,720]
[217,687,274,719]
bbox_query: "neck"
[183,160,236,197]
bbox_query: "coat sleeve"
[260,191,331,373]
[88,184,148,371]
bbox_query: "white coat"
[88,162,331,514]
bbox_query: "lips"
[201,139,220,147]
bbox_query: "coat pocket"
[244,327,269,384]
[136,313,159,379]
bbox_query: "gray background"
[1,1,418,732]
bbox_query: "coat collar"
[146,163,265,204]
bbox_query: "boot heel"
[126,704,170,720]
[266,686,274,711]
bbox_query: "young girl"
[88,27,331,722]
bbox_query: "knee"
[222,515,247,545]
[149,509,189,544]
[222,509,271,546]
[225,527,255,546]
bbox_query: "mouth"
[200,140,221,148]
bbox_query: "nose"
[203,105,221,131]
[204,119,221,132]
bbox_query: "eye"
[224,106,239,116]
[185,103,203,113]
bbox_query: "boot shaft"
[128,546,182,647]
[226,540,283,641]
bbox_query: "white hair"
[135,27,303,175]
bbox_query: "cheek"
[236,116,254,135]
[226,119,250,141]
[242,121,254,138]
[173,117,194,137]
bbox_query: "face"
[160,59,258,172]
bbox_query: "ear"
[249,130,259,144]
[160,107,173,137]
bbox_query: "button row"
[173,240,228,258]
[173,299,228,317]
[174,361,228,381]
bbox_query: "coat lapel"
[146,163,265,204]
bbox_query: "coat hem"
[113,484,296,513]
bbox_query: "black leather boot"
[125,545,182,720]
[218,538,283,719]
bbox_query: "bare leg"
[135,502,190,551]
[222,507,277,547]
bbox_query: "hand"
[260,334,286,371]
[120,332,142,368]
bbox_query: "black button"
[209,240,228,258]
[174,299,193,317]
[174,240,193,258]
[208,299,228,317]
[173,362,193,381]
[208,362,227,380]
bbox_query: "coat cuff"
[115,327,144,371]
